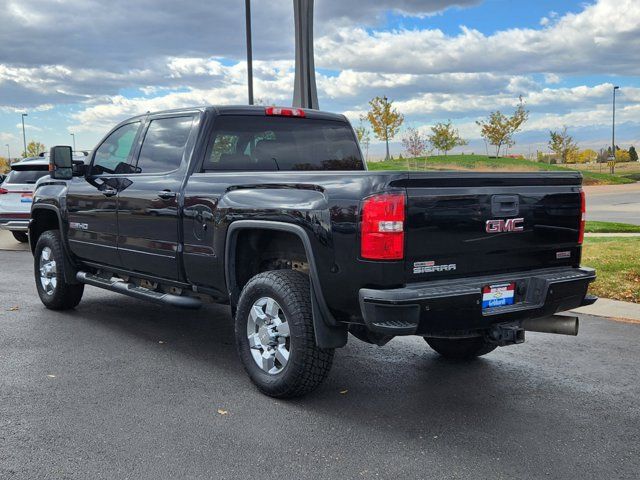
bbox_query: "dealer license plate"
[482,282,516,310]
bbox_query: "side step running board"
[76,272,202,310]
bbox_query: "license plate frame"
[482,282,516,310]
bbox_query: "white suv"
[0,158,50,243]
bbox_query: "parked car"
[30,105,596,397]
[0,158,51,242]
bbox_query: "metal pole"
[71,133,76,152]
[612,86,619,158]
[245,0,254,105]
[21,113,28,157]
[293,0,319,109]
[5,144,10,161]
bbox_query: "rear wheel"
[235,270,334,398]
[34,230,84,310]
[12,231,28,243]
[425,336,496,360]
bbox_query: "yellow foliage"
[567,149,598,164]
[0,156,10,173]
[616,149,631,162]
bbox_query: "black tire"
[235,270,334,398]
[12,231,28,243]
[34,230,84,310]
[425,336,497,360]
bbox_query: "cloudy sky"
[0,0,638,158]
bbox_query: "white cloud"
[0,132,17,143]
[14,122,43,132]
[544,73,561,84]
[315,0,640,76]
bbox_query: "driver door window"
[92,122,141,175]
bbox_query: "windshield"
[204,116,364,171]
[6,167,49,184]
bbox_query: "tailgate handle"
[491,195,519,217]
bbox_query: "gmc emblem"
[486,218,524,233]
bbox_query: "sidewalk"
[573,298,640,324]
[0,231,29,251]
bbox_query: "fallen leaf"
[47,374,56,378]
[339,389,348,394]
[217,409,228,415]
[158,341,165,344]
[8,306,19,311]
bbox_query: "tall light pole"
[5,144,9,161]
[245,0,254,105]
[612,86,620,159]
[293,0,318,109]
[21,113,28,157]
[70,133,76,152]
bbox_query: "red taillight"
[0,188,8,195]
[265,106,306,118]
[578,190,586,244]
[360,193,405,260]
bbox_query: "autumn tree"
[354,118,371,162]
[401,127,428,170]
[366,96,404,161]
[548,127,579,164]
[577,149,598,164]
[427,121,467,156]
[615,149,631,162]
[629,146,638,162]
[0,156,9,173]
[23,140,46,158]
[476,99,529,157]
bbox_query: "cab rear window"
[204,116,364,171]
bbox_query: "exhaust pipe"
[521,315,579,336]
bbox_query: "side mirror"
[49,145,73,180]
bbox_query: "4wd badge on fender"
[486,218,524,233]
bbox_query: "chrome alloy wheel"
[39,246,57,296]
[247,297,291,374]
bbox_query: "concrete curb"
[572,298,640,324]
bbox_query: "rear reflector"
[265,106,306,117]
[360,193,405,260]
[0,188,7,195]
[578,190,586,245]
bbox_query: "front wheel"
[12,231,28,243]
[424,336,496,360]
[34,230,84,310]
[234,270,334,398]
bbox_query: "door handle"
[157,190,177,200]
[102,187,118,197]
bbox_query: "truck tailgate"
[400,173,583,282]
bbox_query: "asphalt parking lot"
[1,248,639,479]
[585,182,640,225]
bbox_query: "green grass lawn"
[582,237,640,303]
[367,154,634,185]
[585,221,640,233]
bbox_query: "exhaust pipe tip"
[522,315,579,336]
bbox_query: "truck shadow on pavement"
[71,293,592,422]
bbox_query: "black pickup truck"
[30,105,596,397]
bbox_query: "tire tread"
[235,270,334,398]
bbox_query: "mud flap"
[311,284,348,349]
